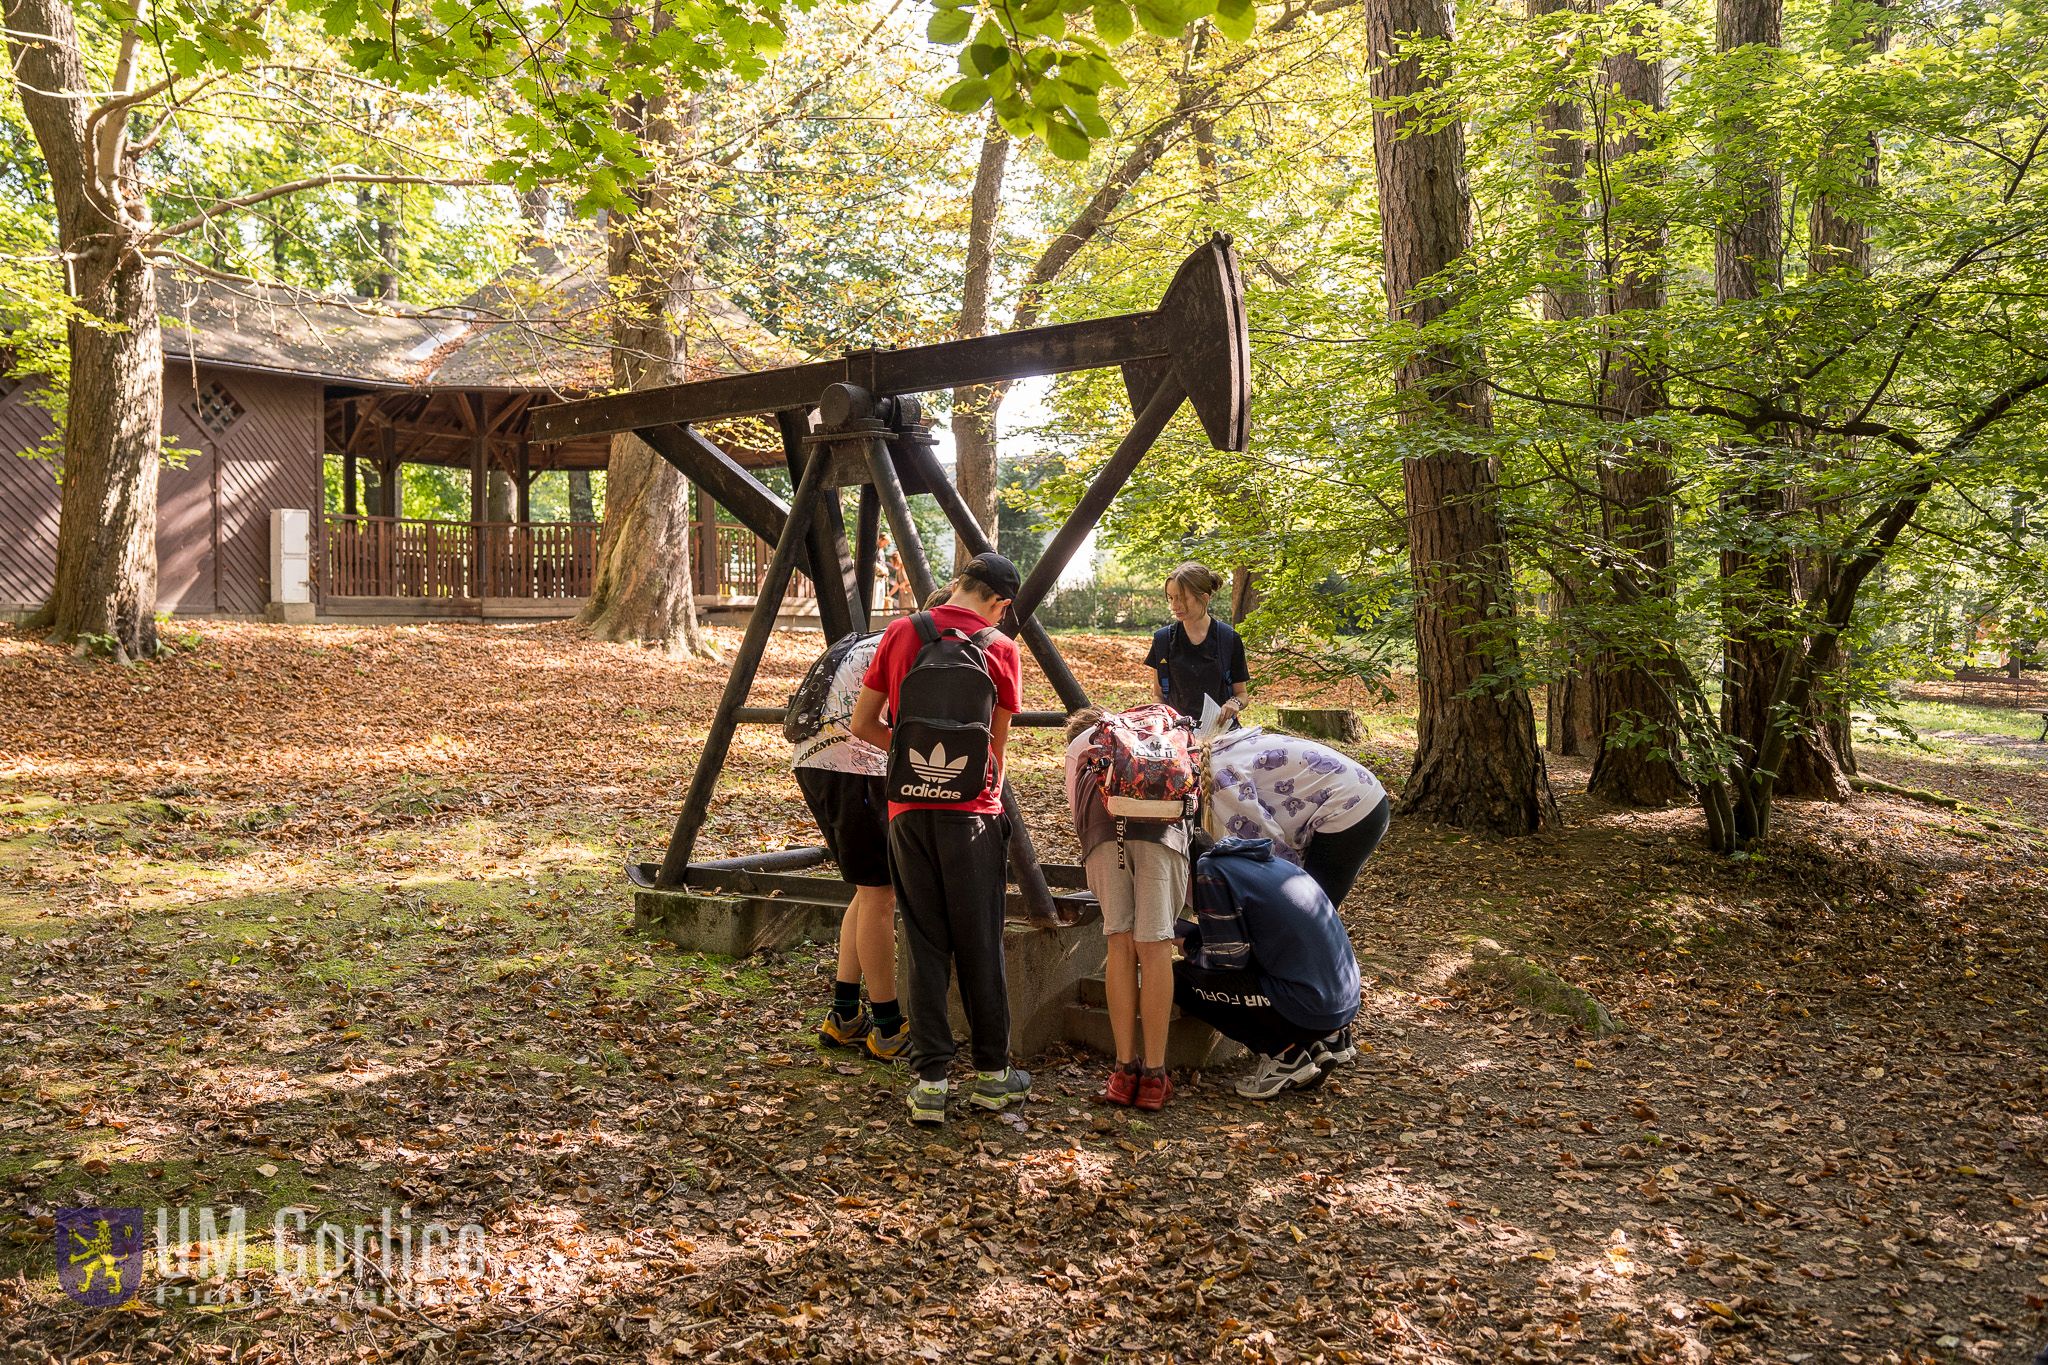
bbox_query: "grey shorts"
[1084,839,1188,942]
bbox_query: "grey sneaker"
[969,1066,1031,1111]
[1312,1026,1357,1070]
[1235,1048,1323,1099]
[907,1078,949,1125]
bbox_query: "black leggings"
[1301,797,1389,908]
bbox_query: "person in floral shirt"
[1204,727,1390,908]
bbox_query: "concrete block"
[633,887,845,957]
[1065,974,1247,1068]
[897,910,1109,1061]
[264,601,316,625]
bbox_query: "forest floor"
[0,620,2043,1365]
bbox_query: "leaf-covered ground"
[0,621,2043,1364]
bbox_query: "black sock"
[871,997,904,1032]
[831,980,861,1017]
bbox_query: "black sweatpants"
[1301,797,1390,909]
[888,808,1011,1081]
[1173,961,1329,1058]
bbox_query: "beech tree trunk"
[1544,583,1599,756]
[1802,0,1889,777]
[1715,0,1848,808]
[568,470,595,523]
[1587,16,1692,806]
[581,72,710,657]
[952,118,1010,569]
[1368,0,1554,834]
[6,0,162,659]
[1529,0,1599,758]
[1529,0,1590,325]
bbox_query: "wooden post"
[696,485,719,598]
[468,396,487,597]
[656,439,834,886]
[776,409,857,641]
[854,483,879,630]
[515,435,531,524]
[858,425,1060,924]
[894,436,1092,714]
[378,425,399,517]
[378,423,398,594]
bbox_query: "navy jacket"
[1190,838,1360,1032]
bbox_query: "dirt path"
[0,623,2042,1363]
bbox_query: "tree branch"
[149,172,484,242]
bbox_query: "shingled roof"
[159,232,797,396]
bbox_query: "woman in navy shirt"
[1144,562,1250,724]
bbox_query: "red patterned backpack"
[1091,704,1198,820]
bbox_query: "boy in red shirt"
[850,553,1030,1124]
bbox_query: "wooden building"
[0,240,812,621]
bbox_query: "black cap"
[961,551,1021,601]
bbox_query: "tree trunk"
[952,117,1010,569]
[1230,566,1261,623]
[1715,0,1846,814]
[487,469,514,523]
[1529,0,1590,324]
[580,70,710,657]
[1530,0,1598,760]
[1802,0,1889,778]
[6,0,161,658]
[1368,0,1554,835]
[1544,583,1599,756]
[1587,14,1691,806]
[568,470,595,523]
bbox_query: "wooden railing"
[325,515,814,602]
[711,522,815,601]
[324,516,599,600]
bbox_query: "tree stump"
[1276,707,1362,743]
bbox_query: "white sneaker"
[1234,1048,1323,1099]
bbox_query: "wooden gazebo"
[1,232,820,623]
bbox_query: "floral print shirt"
[1205,727,1386,862]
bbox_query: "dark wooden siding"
[199,369,321,613]
[0,389,61,612]
[0,365,322,616]
[160,370,216,611]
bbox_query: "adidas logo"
[909,743,971,784]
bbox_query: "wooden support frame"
[539,236,1251,915]
[778,409,857,642]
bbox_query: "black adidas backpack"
[783,630,881,744]
[886,612,1000,805]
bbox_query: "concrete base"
[895,908,1109,1060]
[633,886,847,957]
[1064,973,1247,1069]
[264,601,316,624]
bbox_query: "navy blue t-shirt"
[1199,838,1360,1031]
[1146,618,1250,719]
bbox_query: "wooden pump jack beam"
[537,236,1251,919]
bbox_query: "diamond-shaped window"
[195,380,244,435]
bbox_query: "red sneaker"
[1098,1063,1139,1106]
[1135,1069,1174,1112]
